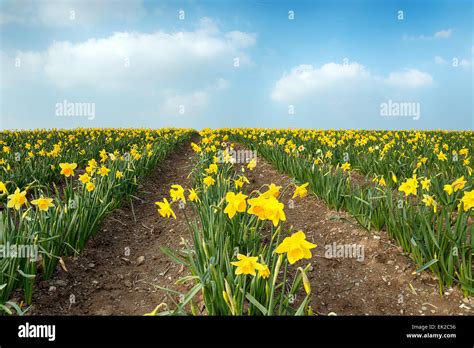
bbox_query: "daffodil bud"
[224,279,236,315]
[272,254,283,286]
[298,267,311,295]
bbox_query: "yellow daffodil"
[0,181,7,195]
[459,190,474,211]
[170,184,186,203]
[87,158,97,170]
[7,188,27,210]
[234,175,249,189]
[391,172,397,184]
[292,182,309,199]
[341,162,351,171]
[231,254,265,276]
[263,196,286,227]
[79,173,90,184]
[421,194,437,213]
[398,177,418,197]
[155,198,176,219]
[224,192,248,219]
[258,264,270,279]
[116,171,124,179]
[188,188,199,202]
[191,142,202,153]
[247,158,257,171]
[378,177,386,187]
[451,176,466,192]
[263,183,282,198]
[98,166,110,177]
[437,152,447,161]
[459,148,469,156]
[421,178,430,190]
[297,267,311,295]
[205,163,218,175]
[275,231,317,264]
[203,176,215,187]
[444,184,453,195]
[86,182,95,192]
[247,195,267,219]
[31,197,54,212]
[59,162,77,177]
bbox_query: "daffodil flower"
[275,231,317,264]
[155,198,176,219]
[59,162,77,177]
[224,192,247,219]
[31,197,54,212]
[231,254,266,276]
[292,183,309,199]
[7,188,27,210]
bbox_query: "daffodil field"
[231,129,473,296]
[0,128,192,313]
[0,127,472,316]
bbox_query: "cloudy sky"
[0,0,472,130]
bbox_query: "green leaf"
[245,292,268,315]
[17,269,36,279]
[295,296,310,316]
[178,283,203,309]
[415,259,439,274]
[0,303,13,315]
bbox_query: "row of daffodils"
[0,128,193,313]
[150,130,316,315]
[230,128,473,296]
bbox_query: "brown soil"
[240,152,474,316]
[29,139,197,315]
[27,138,473,316]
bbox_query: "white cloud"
[225,31,257,48]
[384,69,434,88]
[434,56,447,65]
[159,91,209,116]
[270,62,435,103]
[0,11,25,25]
[434,28,453,39]
[459,59,471,68]
[212,78,230,91]
[403,28,453,41]
[2,18,255,92]
[270,62,371,102]
[0,0,145,27]
[0,50,44,88]
[1,18,253,126]
[434,56,471,69]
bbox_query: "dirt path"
[243,153,473,316]
[30,139,197,315]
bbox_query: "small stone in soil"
[55,280,68,286]
[137,256,145,266]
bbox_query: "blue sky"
[0,0,472,130]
